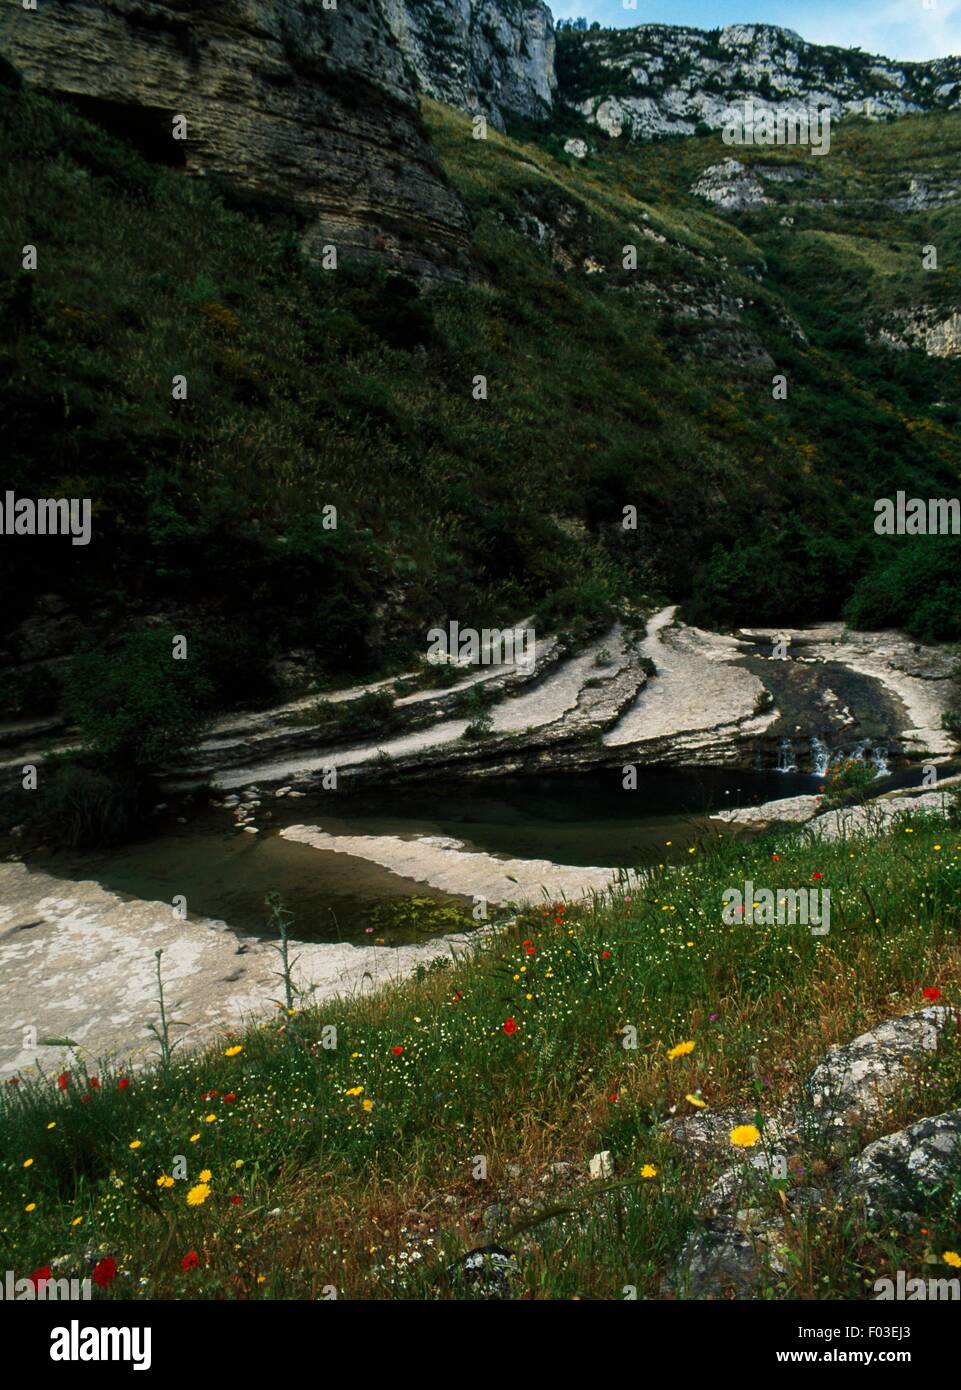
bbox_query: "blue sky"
[549,1,961,61]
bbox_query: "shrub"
[0,755,142,849]
[63,629,213,772]
[818,757,878,808]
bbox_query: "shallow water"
[45,762,942,945]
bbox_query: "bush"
[63,629,213,772]
[845,538,961,642]
[22,760,142,849]
[818,757,879,808]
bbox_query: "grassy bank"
[2,811,960,1299]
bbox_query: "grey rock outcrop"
[869,306,961,360]
[805,1007,954,1132]
[564,23,961,143]
[383,0,556,130]
[848,1110,961,1220]
[0,0,471,283]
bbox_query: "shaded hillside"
[1,79,960,722]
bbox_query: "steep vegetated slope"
[0,20,960,730]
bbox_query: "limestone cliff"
[560,22,961,141]
[383,0,556,130]
[0,0,471,283]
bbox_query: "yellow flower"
[186,1183,211,1207]
[667,1040,695,1060]
[730,1124,761,1148]
[685,1094,707,1109]
[25,1202,36,1212]
[47,1122,56,1130]
[234,1159,244,1169]
[198,1169,212,1183]
[224,1045,243,1057]
[345,1086,364,1097]
[71,1216,83,1227]
[943,1250,961,1268]
[23,1158,33,1168]
[205,1113,216,1123]
[362,1099,374,1113]
[256,1274,267,1285]
[129,1140,142,1150]
[640,1164,657,1179]
[189,1133,201,1143]
[156,1174,175,1189]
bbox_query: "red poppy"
[771,854,780,861]
[80,1094,91,1105]
[812,872,823,880]
[57,1072,70,1090]
[601,950,611,959]
[391,1045,405,1056]
[229,1195,242,1206]
[923,986,942,1002]
[522,939,532,948]
[88,1076,100,1089]
[181,1250,199,1270]
[117,1076,129,1091]
[502,1018,518,1036]
[608,1093,618,1103]
[452,991,463,1003]
[223,1092,236,1103]
[28,1266,51,1291]
[525,946,536,956]
[92,1257,117,1289]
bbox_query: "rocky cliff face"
[383,0,556,130]
[560,22,961,141]
[0,0,471,283]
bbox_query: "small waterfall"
[810,736,830,778]
[776,738,797,773]
[872,745,889,777]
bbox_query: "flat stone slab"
[603,606,776,749]
[0,861,490,1078]
[712,794,821,825]
[280,824,632,905]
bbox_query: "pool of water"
[44,762,941,945]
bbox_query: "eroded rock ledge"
[0,0,472,283]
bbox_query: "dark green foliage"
[844,538,961,641]
[63,629,212,771]
[2,77,961,715]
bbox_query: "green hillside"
[2,79,960,723]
